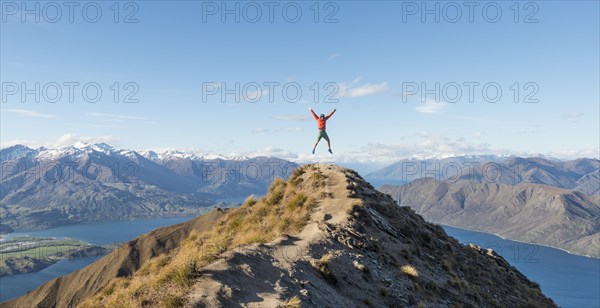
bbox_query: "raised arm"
[325,108,336,120]
[309,107,318,120]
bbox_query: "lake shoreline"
[0,216,198,302]
[437,223,599,260]
[442,224,600,307]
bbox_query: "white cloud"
[52,133,121,147]
[1,109,57,118]
[253,127,304,133]
[562,112,583,120]
[86,112,146,121]
[415,100,447,114]
[516,130,539,135]
[273,115,311,121]
[548,148,600,160]
[449,114,500,124]
[252,128,270,133]
[243,146,300,160]
[338,77,388,98]
[232,133,503,167]
[329,53,341,60]
[561,113,584,123]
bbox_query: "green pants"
[316,130,330,142]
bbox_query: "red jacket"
[311,109,335,130]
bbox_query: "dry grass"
[282,295,302,308]
[315,252,337,285]
[353,260,367,272]
[310,170,326,188]
[400,265,419,279]
[80,166,321,308]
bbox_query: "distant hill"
[365,155,505,186]
[366,156,600,194]
[2,164,555,307]
[0,144,296,230]
[380,179,600,258]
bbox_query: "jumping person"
[309,107,336,154]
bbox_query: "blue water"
[0,219,598,306]
[0,216,194,302]
[443,225,600,308]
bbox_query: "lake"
[443,225,600,308]
[0,216,194,302]
[0,218,598,307]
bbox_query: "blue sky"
[1,1,599,168]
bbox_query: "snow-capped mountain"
[0,143,297,231]
[139,149,249,163]
[0,144,36,161]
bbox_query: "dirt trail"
[187,164,354,307]
[272,165,351,268]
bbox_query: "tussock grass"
[81,166,321,307]
[310,170,326,188]
[289,167,306,187]
[283,295,302,308]
[315,252,337,285]
[400,265,419,279]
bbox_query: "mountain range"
[1,164,555,307]
[369,156,600,257]
[366,156,600,194]
[0,143,296,231]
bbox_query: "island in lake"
[0,236,111,276]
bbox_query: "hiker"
[309,107,336,154]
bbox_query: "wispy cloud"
[329,52,341,60]
[562,112,583,123]
[548,148,600,160]
[273,115,311,121]
[253,127,304,133]
[415,100,446,114]
[252,128,270,133]
[1,109,57,118]
[86,112,147,121]
[338,77,388,98]
[53,133,121,147]
[517,130,539,135]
